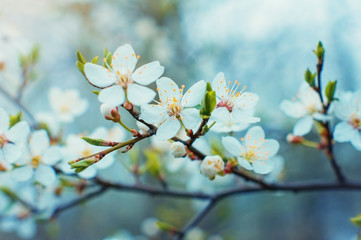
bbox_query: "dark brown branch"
[174,199,218,240]
[51,186,108,218]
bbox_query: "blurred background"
[1,0,361,239]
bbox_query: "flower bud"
[200,155,224,179]
[100,104,120,122]
[169,142,187,158]
[286,133,303,144]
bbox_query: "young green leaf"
[76,50,86,64]
[82,137,107,146]
[9,112,22,127]
[325,80,337,102]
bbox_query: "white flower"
[280,83,328,136]
[84,44,164,106]
[49,88,88,122]
[140,77,206,140]
[200,155,224,179]
[0,108,30,163]
[210,107,249,133]
[169,142,187,158]
[11,130,62,187]
[222,126,279,174]
[211,72,260,127]
[333,90,361,150]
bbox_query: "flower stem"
[301,139,319,148]
[118,119,133,133]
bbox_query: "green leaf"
[92,90,100,96]
[82,136,107,146]
[200,82,216,119]
[304,68,316,87]
[30,45,40,64]
[91,56,99,64]
[9,112,22,127]
[350,214,361,227]
[76,50,86,64]
[76,61,85,75]
[325,80,337,102]
[313,41,325,59]
[156,221,176,232]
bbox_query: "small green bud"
[91,56,99,64]
[70,158,97,172]
[76,61,85,75]
[325,80,337,102]
[304,68,316,87]
[92,90,100,96]
[9,112,22,127]
[313,41,325,59]
[82,137,107,146]
[76,50,86,64]
[30,45,40,64]
[200,82,216,119]
[351,214,361,227]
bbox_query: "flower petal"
[84,63,116,87]
[132,61,164,85]
[234,92,259,110]
[78,165,97,179]
[156,77,180,103]
[253,158,275,174]
[127,83,156,106]
[351,132,361,151]
[211,72,227,99]
[30,130,49,156]
[232,109,260,124]
[222,136,244,156]
[11,166,33,182]
[333,121,355,142]
[6,121,30,144]
[95,155,114,169]
[280,100,307,118]
[181,108,202,130]
[244,126,265,147]
[98,85,125,106]
[35,165,56,187]
[3,144,22,163]
[293,116,313,136]
[261,139,280,157]
[237,157,253,170]
[43,146,62,165]
[140,104,167,125]
[112,44,137,73]
[181,80,206,107]
[156,117,180,140]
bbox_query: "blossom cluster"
[0,43,283,238]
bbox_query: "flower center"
[350,115,361,129]
[217,99,234,112]
[31,155,42,168]
[166,97,183,118]
[217,80,247,112]
[115,71,133,88]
